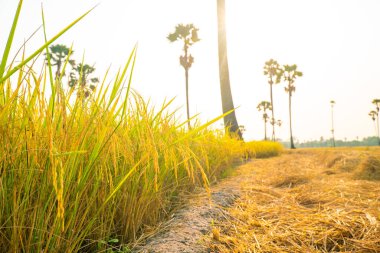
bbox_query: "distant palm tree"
[257,101,272,141]
[283,64,303,149]
[216,0,242,139]
[372,98,380,145]
[46,44,71,80]
[369,110,378,139]
[263,59,282,141]
[168,24,200,129]
[69,62,98,102]
[45,44,73,104]
[239,125,246,134]
[330,100,336,147]
[275,119,282,141]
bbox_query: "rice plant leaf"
[176,113,200,129]
[9,26,42,72]
[0,0,23,80]
[109,45,137,108]
[59,44,74,81]
[0,5,97,84]
[53,150,88,156]
[41,5,56,115]
[41,5,55,94]
[0,0,23,104]
[173,109,236,146]
[94,65,110,104]
[103,159,143,204]
[121,44,137,117]
[152,97,176,122]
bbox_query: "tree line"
[286,136,380,148]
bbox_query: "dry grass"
[271,175,310,188]
[246,141,283,158]
[209,148,380,252]
[357,155,380,180]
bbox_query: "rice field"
[0,53,283,252]
[0,5,283,252]
[5,3,379,253]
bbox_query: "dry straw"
[210,148,380,252]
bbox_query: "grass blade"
[0,0,23,104]
[0,5,97,84]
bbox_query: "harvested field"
[209,148,380,252]
[135,148,380,252]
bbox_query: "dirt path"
[132,163,246,253]
[134,148,380,253]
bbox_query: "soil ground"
[134,148,380,253]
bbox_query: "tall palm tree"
[257,101,272,140]
[369,110,378,139]
[168,24,200,129]
[283,64,303,149]
[46,44,71,80]
[372,98,380,145]
[69,62,98,102]
[330,100,336,147]
[216,0,242,139]
[263,59,282,141]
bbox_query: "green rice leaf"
[0,5,97,84]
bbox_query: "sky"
[1,0,380,142]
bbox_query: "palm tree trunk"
[217,0,242,139]
[331,106,335,147]
[289,91,295,149]
[264,119,267,141]
[185,66,190,130]
[56,61,62,80]
[56,61,62,105]
[80,75,86,110]
[182,46,191,130]
[269,81,275,141]
[372,119,378,145]
[377,114,380,146]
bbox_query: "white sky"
[1,0,380,142]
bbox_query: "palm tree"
[216,0,242,139]
[330,100,336,147]
[283,64,303,149]
[276,119,282,141]
[276,119,282,128]
[372,98,380,145]
[45,44,73,105]
[257,101,272,141]
[369,110,378,140]
[263,59,282,141]
[239,125,246,134]
[46,44,71,80]
[69,62,98,102]
[168,24,200,129]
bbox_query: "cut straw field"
[209,148,380,253]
